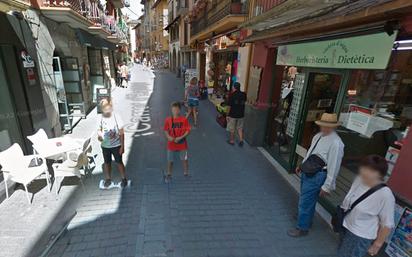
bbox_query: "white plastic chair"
[52,148,89,195]
[0,144,51,203]
[27,129,63,161]
[70,136,94,174]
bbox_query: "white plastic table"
[33,137,82,159]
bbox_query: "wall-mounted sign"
[276,32,397,69]
[21,50,35,68]
[26,68,36,86]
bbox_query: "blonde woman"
[185,77,200,127]
[97,99,128,188]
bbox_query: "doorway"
[0,48,24,151]
[296,72,344,158]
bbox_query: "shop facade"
[240,2,412,224]
[264,31,412,211]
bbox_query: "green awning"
[75,29,117,50]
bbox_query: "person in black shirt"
[227,82,247,146]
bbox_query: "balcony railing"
[177,0,189,15]
[250,0,286,17]
[190,0,248,37]
[43,0,128,41]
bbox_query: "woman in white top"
[338,155,395,257]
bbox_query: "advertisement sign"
[184,69,198,89]
[286,74,305,137]
[276,32,397,69]
[346,105,372,135]
[386,208,412,257]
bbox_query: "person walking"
[120,61,129,88]
[115,63,122,87]
[164,102,191,179]
[288,113,344,237]
[337,155,395,257]
[226,82,247,147]
[185,77,200,127]
[97,99,128,188]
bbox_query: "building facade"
[0,0,129,152]
[240,0,412,228]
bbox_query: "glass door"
[295,72,345,164]
[293,70,349,213]
[0,49,24,151]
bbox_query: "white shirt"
[98,113,124,148]
[342,177,395,239]
[303,131,344,192]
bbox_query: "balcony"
[251,0,286,18]
[41,0,127,43]
[176,0,189,16]
[0,0,30,11]
[190,0,248,41]
[40,0,95,30]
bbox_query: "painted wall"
[250,42,275,108]
[237,44,251,92]
[388,131,412,202]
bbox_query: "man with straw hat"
[288,113,345,237]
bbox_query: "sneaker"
[120,178,128,188]
[164,175,172,183]
[287,228,308,238]
[226,140,235,146]
[104,179,112,188]
[238,141,244,147]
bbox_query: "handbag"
[331,183,387,233]
[301,136,326,175]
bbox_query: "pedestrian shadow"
[23,70,339,257]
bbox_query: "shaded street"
[47,65,338,257]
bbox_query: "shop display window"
[338,50,412,178]
[264,66,301,168]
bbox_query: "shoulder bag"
[331,183,387,233]
[301,136,326,175]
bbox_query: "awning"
[75,29,117,50]
[164,15,180,31]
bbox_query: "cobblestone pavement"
[48,66,338,257]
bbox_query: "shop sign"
[21,50,35,68]
[385,207,412,257]
[276,32,397,69]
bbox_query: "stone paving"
[46,65,339,257]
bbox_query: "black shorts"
[102,146,123,164]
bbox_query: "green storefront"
[264,31,412,211]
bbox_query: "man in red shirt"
[164,102,191,179]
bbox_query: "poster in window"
[286,74,305,137]
[385,208,412,257]
[346,105,372,135]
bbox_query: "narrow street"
[48,65,338,257]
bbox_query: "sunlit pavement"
[44,65,339,257]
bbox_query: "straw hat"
[315,113,341,127]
